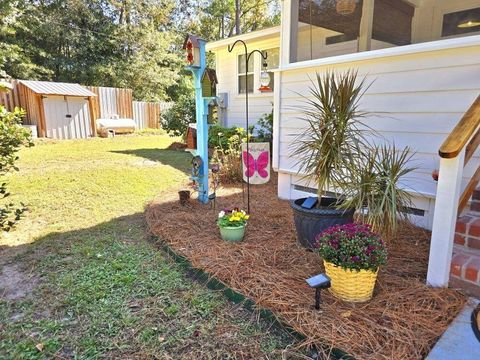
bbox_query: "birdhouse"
[183,34,202,68]
[201,68,218,98]
[185,123,197,150]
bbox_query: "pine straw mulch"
[146,178,466,360]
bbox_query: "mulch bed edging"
[156,239,352,359]
[146,179,466,360]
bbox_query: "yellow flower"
[230,216,240,222]
[244,215,250,220]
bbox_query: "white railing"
[427,96,480,287]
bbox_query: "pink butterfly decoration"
[243,151,269,178]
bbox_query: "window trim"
[237,53,255,94]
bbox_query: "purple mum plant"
[315,223,387,272]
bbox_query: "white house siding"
[213,36,280,129]
[211,30,398,130]
[274,39,480,229]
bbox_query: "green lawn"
[0,134,296,359]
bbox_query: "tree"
[186,0,281,41]
[0,0,51,79]
[0,0,280,101]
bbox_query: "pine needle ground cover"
[0,134,298,359]
[146,176,466,360]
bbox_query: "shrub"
[208,125,239,150]
[161,94,196,137]
[211,127,249,183]
[315,223,387,272]
[254,110,273,143]
[0,106,33,231]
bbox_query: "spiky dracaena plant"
[337,144,416,237]
[291,70,371,200]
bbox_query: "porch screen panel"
[372,0,414,46]
[296,0,362,62]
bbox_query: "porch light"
[259,61,271,92]
[458,18,480,28]
[336,0,356,16]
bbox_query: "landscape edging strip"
[155,237,354,360]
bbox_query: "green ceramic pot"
[219,224,246,242]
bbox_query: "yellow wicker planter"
[324,260,379,302]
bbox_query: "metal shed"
[18,80,97,139]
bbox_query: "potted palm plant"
[315,223,387,302]
[290,70,367,248]
[291,71,416,247]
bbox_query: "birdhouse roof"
[202,68,218,84]
[183,34,205,49]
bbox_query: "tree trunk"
[235,0,241,35]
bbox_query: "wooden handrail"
[439,96,480,159]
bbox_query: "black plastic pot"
[291,197,355,248]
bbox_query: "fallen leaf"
[340,311,352,318]
[158,336,165,342]
[35,343,44,352]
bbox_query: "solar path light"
[306,273,331,310]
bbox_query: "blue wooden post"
[186,38,209,204]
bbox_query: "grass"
[0,134,297,359]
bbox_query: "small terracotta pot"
[178,190,191,205]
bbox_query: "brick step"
[450,246,480,297]
[467,188,480,211]
[472,188,480,201]
[455,214,480,250]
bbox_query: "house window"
[238,53,254,94]
[442,7,480,38]
[262,48,279,91]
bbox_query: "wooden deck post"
[88,96,97,137]
[427,150,465,287]
[280,0,295,66]
[36,95,47,138]
[358,0,375,52]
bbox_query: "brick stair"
[451,189,480,297]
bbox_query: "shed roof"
[20,80,96,97]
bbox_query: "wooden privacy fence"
[86,86,133,120]
[133,101,162,129]
[0,79,21,112]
